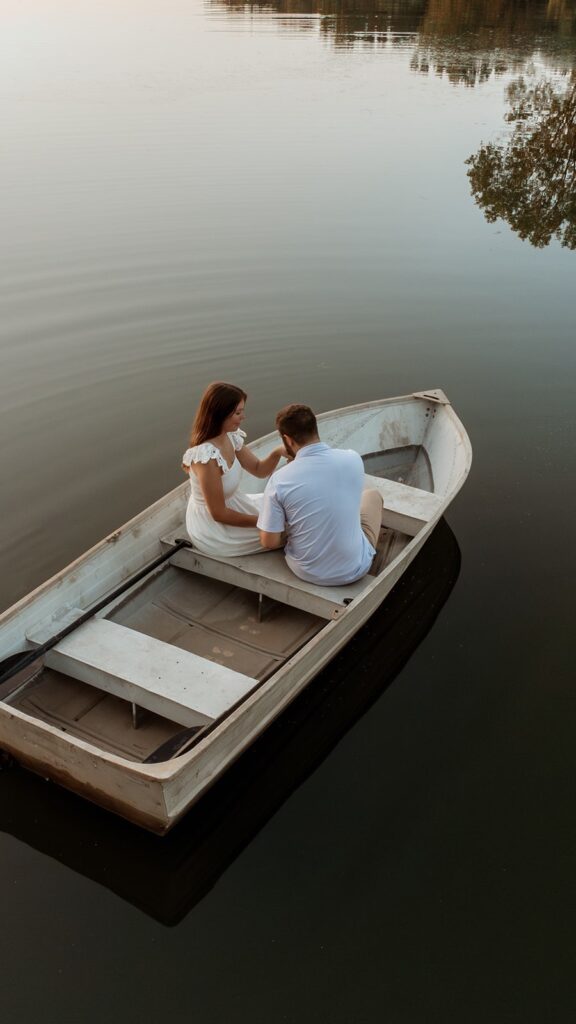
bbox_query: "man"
[257,404,383,586]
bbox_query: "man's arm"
[257,479,286,550]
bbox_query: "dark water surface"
[1,2,575,1021]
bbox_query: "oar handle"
[0,538,191,688]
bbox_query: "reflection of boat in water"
[0,519,460,926]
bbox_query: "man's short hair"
[275,404,319,444]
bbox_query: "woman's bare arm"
[237,444,286,480]
[192,462,258,527]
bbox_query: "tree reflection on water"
[467,73,576,248]
[211,0,576,80]
[412,0,576,84]
[212,0,576,249]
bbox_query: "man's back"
[258,442,375,586]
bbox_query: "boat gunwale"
[247,390,450,454]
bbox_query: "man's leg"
[360,488,383,547]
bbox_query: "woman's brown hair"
[189,382,247,447]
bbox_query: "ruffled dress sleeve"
[229,429,247,452]
[182,443,228,472]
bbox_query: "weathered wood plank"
[363,475,443,536]
[27,618,258,726]
[166,546,371,619]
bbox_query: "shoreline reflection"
[209,0,576,78]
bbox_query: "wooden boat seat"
[362,474,443,536]
[162,476,442,621]
[26,617,257,728]
[165,543,371,621]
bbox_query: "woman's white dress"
[182,429,265,556]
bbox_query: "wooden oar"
[0,538,191,690]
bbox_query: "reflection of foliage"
[411,0,551,86]
[212,0,576,72]
[547,0,576,35]
[212,1,426,49]
[466,74,576,247]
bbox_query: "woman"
[182,382,286,556]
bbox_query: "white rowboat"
[0,391,471,833]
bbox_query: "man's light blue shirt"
[257,442,375,586]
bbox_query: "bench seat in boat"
[164,476,443,620]
[27,617,257,727]
[167,545,371,620]
[363,475,443,536]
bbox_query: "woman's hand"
[277,443,293,463]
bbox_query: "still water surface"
[1,2,575,1021]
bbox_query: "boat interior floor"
[10,671,185,762]
[109,568,326,684]
[362,444,434,491]
[9,570,329,761]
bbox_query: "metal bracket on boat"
[131,703,146,730]
[412,389,450,405]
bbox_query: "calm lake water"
[1,2,575,1021]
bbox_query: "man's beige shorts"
[360,488,383,548]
